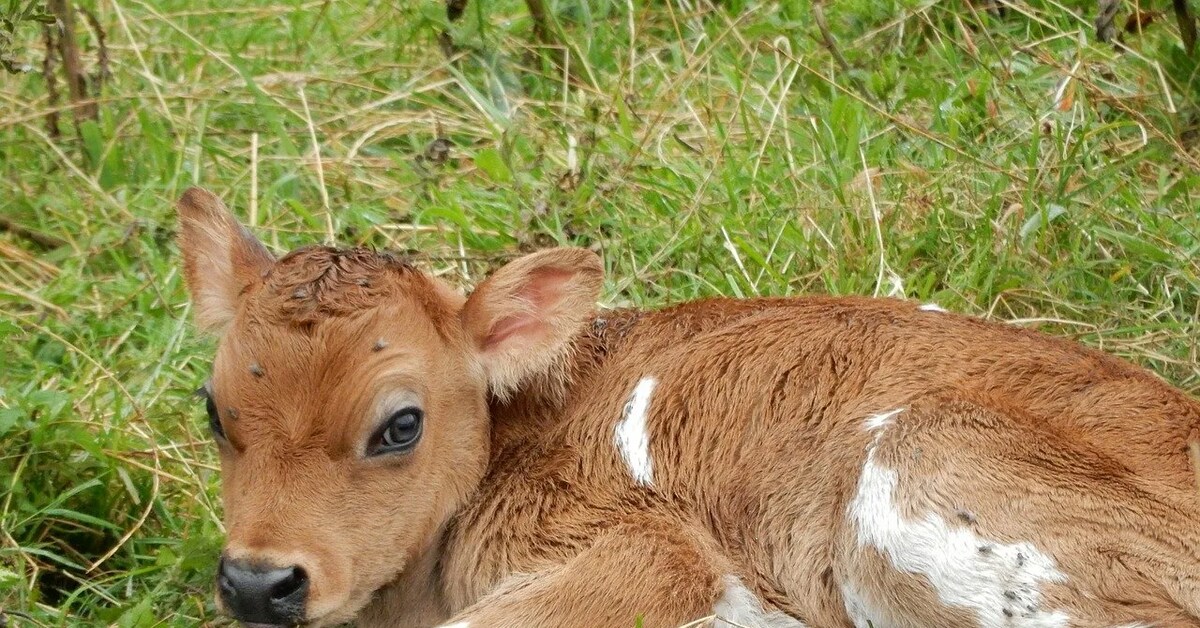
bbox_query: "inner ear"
[481,267,577,350]
[462,248,603,396]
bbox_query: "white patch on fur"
[864,408,905,432]
[713,576,808,628]
[846,411,1070,627]
[918,303,948,312]
[438,622,470,628]
[840,581,886,628]
[615,376,657,486]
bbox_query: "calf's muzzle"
[218,556,309,626]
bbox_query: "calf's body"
[389,298,1200,627]
[176,188,1200,628]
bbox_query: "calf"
[178,187,1200,628]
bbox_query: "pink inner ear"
[481,267,575,351]
[484,314,545,350]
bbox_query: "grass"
[2,0,1199,625]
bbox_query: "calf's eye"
[370,408,423,456]
[198,387,226,440]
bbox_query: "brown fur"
[178,187,1200,628]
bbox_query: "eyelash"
[198,387,226,440]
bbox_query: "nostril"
[218,557,308,624]
[270,565,308,601]
[217,559,236,596]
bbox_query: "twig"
[0,282,68,319]
[0,217,66,250]
[1095,0,1120,44]
[811,1,875,106]
[48,0,97,124]
[40,25,60,137]
[1,608,50,628]
[1174,0,1197,54]
[79,7,109,87]
[250,132,259,226]
[112,0,172,125]
[298,85,334,244]
[86,446,161,573]
[524,0,554,44]
[860,147,895,298]
[440,0,470,59]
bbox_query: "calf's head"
[176,188,602,626]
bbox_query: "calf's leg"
[836,397,1200,628]
[434,517,797,628]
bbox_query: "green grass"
[2,0,1199,625]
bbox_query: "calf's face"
[176,188,602,626]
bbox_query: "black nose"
[217,557,308,625]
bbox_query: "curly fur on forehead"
[242,246,459,335]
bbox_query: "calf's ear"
[461,248,603,396]
[176,187,275,333]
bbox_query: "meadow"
[2,0,1199,625]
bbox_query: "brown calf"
[178,187,1200,628]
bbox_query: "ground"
[1,0,1198,626]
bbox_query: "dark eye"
[198,387,225,440]
[370,408,423,456]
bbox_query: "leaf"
[27,388,71,417]
[0,407,21,436]
[1019,204,1067,240]
[0,319,21,339]
[41,507,123,532]
[24,478,105,524]
[155,547,177,567]
[116,596,155,628]
[0,567,20,587]
[473,148,511,183]
[1093,226,1174,264]
[79,120,105,170]
[418,0,450,28]
[6,546,84,570]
